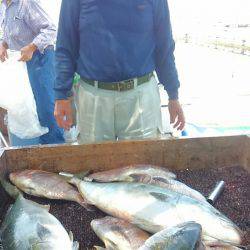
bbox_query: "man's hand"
[18,43,37,62]
[0,43,8,62]
[54,99,73,130]
[168,100,185,131]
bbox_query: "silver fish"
[70,179,242,246]
[0,195,78,250]
[91,216,149,250]
[85,165,176,182]
[9,170,86,206]
[139,222,204,250]
[86,166,206,203]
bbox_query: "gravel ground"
[0,166,249,249]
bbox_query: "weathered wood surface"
[0,135,249,176]
[245,135,250,171]
[0,149,6,177]
[0,108,7,136]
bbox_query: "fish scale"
[71,179,242,246]
[0,195,76,250]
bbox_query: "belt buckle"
[119,79,134,91]
[117,82,122,91]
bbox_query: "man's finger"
[173,118,181,129]
[63,118,72,130]
[170,112,177,124]
[0,54,6,62]
[176,114,185,131]
[177,121,185,131]
[64,117,73,130]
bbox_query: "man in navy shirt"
[54,0,185,143]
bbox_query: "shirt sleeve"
[0,4,6,44]
[24,0,56,53]
[54,0,80,100]
[153,0,180,100]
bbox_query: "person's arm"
[0,5,8,62]
[153,0,179,100]
[23,0,56,54]
[54,0,80,100]
[54,0,80,130]
[153,0,185,130]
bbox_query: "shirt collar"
[2,0,18,7]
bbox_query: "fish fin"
[68,231,79,250]
[31,242,54,250]
[37,223,53,241]
[149,192,171,202]
[42,205,50,211]
[152,176,171,184]
[129,174,173,188]
[19,195,50,211]
[59,174,94,211]
[59,172,74,179]
[72,241,79,250]
[74,170,92,180]
[79,200,95,212]
[68,231,74,242]
[59,171,90,181]
[59,173,80,186]
[27,199,50,211]
[104,239,119,250]
[0,176,22,200]
[129,173,152,183]
[93,246,106,250]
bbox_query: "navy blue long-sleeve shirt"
[55,0,180,100]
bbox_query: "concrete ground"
[160,43,250,137]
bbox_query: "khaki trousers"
[75,76,162,144]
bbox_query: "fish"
[139,222,204,250]
[85,164,176,183]
[9,170,86,207]
[86,166,206,203]
[69,178,242,246]
[0,195,78,250]
[91,216,150,250]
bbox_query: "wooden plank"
[1,135,248,175]
[0,149,9,213]
[244,135,250,171]
[0,149,6,177]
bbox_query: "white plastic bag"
[0,51,48,139]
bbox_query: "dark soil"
[0,166,249,249]
[176,166,250,247]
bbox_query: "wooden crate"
[0,135,249,177]
[0,135,249,245]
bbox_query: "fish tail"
[74,170,91,180]
[77,195,95,212]
[59,172,80,185]
[59,172,83,186]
